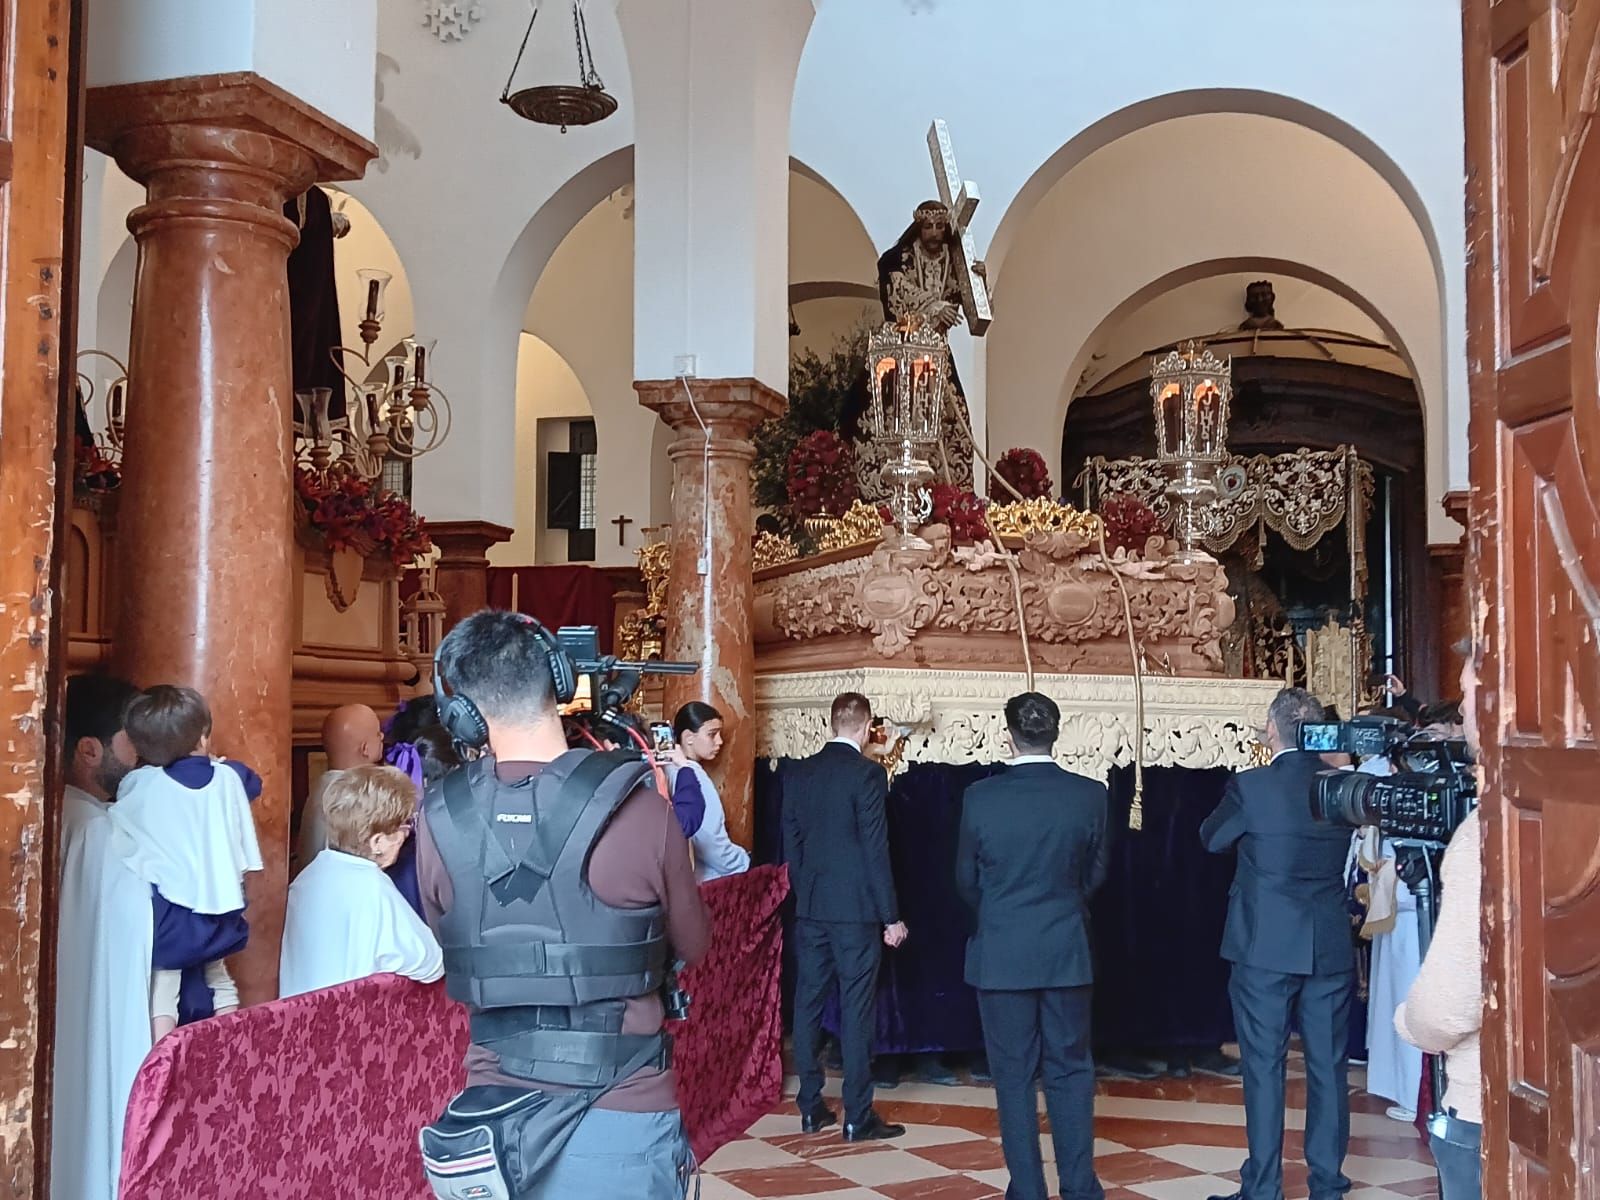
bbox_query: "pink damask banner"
[118,865,789,1198]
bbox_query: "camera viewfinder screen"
[1298,722,1341,753]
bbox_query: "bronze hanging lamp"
[500,0,618,133]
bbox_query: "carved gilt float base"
[755,667,1281,779]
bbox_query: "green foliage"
[752,325,869,514]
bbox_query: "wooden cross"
[610,513,633,546]
[926,119,993,337]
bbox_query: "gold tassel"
[1129,784,1144,831]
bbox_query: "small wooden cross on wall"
[611,514,633,546]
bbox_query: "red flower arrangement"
[1099,492,1163,555]
[931,482,991,545]
[73,431,122,493]
[785,429,857,518]
[994,447,1052,501]
[295,465,433,566]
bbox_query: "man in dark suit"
[783,692,908,1142]
[956,692,1109,1200]
[1201,687,1355,1200]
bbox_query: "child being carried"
[109,685,264,1040]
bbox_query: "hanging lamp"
[500,0,618,133]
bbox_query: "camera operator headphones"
[432,613,579,750]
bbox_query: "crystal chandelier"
[1149,340,1232,563]
[866,322,950,550]
[297,268,452,485]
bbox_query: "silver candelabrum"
[867,322,951,551]
[1150,340,1233,564]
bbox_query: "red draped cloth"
[486,565,616,654]
[118,866,789,1198]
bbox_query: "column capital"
[636,376,787,442]
[87,70,376,189]
[428,520,515,566]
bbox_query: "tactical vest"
[424,749,671,1089]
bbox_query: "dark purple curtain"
[754,759,1240,1055]
[284,186,345,402]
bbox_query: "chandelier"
[297,268,452,485]
[866,322,950,550]
[1149,340,1233,563]
[500,0,618,133]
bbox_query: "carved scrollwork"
[756,667,1278,777]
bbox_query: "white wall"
[492,335,595,568]
[85,0,377,140]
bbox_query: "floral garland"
[295,465,432,566]
[994,446,1052,500]
[785,429,857,517]
[1099,492,1163,555]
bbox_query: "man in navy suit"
[783,692,908,1142]
[1202,687,1355,1200]
[956,692,1109,1200]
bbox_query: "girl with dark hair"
[668,701,750,882]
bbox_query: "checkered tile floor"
[701,1057,1439,1200]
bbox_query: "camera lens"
[1309,769,1378,828]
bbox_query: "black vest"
[424,750,671,1088]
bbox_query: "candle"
[366,391,382,429]
[365,279,380,321]
[413,344,426,384]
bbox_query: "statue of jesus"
[877,200,985,334]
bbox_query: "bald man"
[295,704,385,876]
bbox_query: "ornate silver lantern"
[867,323,951,550]
[1150,340,1232,563]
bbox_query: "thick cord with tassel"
[950,399,1145,828]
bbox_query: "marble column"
[637,378,784,849]
[90,73,374,1005]
[428,520,513,630]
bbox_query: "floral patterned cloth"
[118,866,790,1198]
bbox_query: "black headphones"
[432,613,580,750]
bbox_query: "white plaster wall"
[85,0,376,140]
[523,195,640,569]
[985,113,1450,538]
[77,153,145,426]
[792,0,1467,510]
[492,335,595,568]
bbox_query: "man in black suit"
[956,692,1109,1200]
[1201,687,1355,1200]
[783,692,908,1142]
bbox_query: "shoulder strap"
[491,750,649,907]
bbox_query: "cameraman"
[414,610,711,1197]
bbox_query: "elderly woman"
[668,702,751,883]
[280,764,443,996]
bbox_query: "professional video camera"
[1298,716,1476,845]
[553,625,696,750]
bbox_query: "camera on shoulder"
[1296,716,1476,846]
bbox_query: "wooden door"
[1465,3,1600,1197]
[0,0,82,1191]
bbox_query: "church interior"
[4,1,1599,1198]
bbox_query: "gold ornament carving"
[816,500,887,554]
[985,498,1104,541]
[752,530,799,571]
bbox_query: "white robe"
[109,763,262,913]
[1366,838,1425,1108]
[675,761,751,883]
[279,848,444,997]
[52,786,155,1200]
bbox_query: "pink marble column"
[89,73,374,1005]
[637,378,784,848]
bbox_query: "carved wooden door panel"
[1465,2,1600,1197]
[0,0,80,1190]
